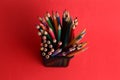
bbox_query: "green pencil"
[45,16,54,32]
[58,24,61,42]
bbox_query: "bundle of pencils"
[36,10,87,60]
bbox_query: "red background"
[0,0,120,80]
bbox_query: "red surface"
[0,0,120,80]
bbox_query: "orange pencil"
[52,12,58,36]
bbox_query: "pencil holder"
[42,56,73,67]
[36,10,87,67]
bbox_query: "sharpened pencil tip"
[38,17,42,21]
[38,32,41,36]
[45,16,49,20]
[53,39,57,43]
[47,12,51,17]
[36,25,40,29]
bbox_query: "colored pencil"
[61,10,70,47]
[40,47,44,51]
[56,12,61,26]
[42,52,46,56]
[63,16,72,47]
[45,16,54,31]
[57,24,61,42]
[44,43,48,47]
[47,12,54,27]
[38,17,48,28]
[48,51,52,55]
[52,12,58,37]
[44,48,48,52]
[36,10,87,59]
[48,27,56,43]
[51,48,55,52]
[68,28,86,46]
[67,47,88,57]
[45,55,50,59]
[57,41,62,48]
[42,36,47,40]
[47,40,51,44]
[43,31,52,41]
[51,49,62,57]
[49,44,53,48]
[38,32,42,36]
[39,23,47,30]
